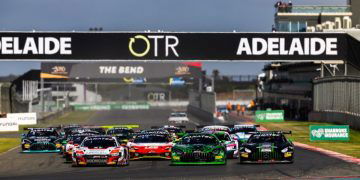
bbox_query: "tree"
[212,69,220,80]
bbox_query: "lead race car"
[239,131,294,164]
[128,131,173,160]
[72,135,129,166]
[21,128,63,153]
[171,133,227,165]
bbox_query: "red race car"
[128,132,173,160]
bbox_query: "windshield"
[69,135,88,144]
[232,127,257,133]
[28,131,58,137]
[82,138,117,148]
[134,135,169,143]
[107,129,132,135]
[215,133,231,141]
[171,113,186,117]
[247,134,286,143]
[180,135,218,145]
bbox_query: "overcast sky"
[0,0,347,76]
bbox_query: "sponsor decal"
[175,66,190,75]
[123,77,146,84]
[236,38,338,56]
[169,77,185,85]
[147,92,166,101]
[51,66,68,75]
[128,35,179,57]
[7,113,37,125]
[0,118,19,131]
[310,125,349,141]
[99,66,144,75]
[0,37,71,55]
[255,110,284,122]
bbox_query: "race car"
[239,131,294,164]
[168,112,189,123]
[128,132,173,160]
[72,135,129,166]
[230,124,259,144]
[102,125,139,143]
[199,125,231,133]
[211,131,238,159]
[63,131,100,162]
[152,125,186,140]
[171,133,227,165]
[21,128,63,153]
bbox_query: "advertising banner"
[310,125,350,141]
[73,102,150,111]
[255,110,284,122]
[40,62,202,79]
[0,32,347,61]
[7,113,37,125]
[0,118,19,132]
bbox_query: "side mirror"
[21,134,26,138]
[173,139,180,143]
[60,132,65,136]
[74,144,79,148]
[176,133,185,138]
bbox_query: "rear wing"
[152,125,186,129]
[23,127,60,131]
[101,125,140,129]
[248,131,292,135]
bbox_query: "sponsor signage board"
[41,62,202,79]
[7,113,37,125]
[73,103,150,111]
[310,125,350,141]
[255,110,284,122]
[0,32,347,61]
[0,118,19,131]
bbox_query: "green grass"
[258,121,360,158]
[0,111,96,153]
[0,138,20,154]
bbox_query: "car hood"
[173,144,220,153]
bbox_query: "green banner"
[73,103,150,111]
[310,125,350,141]
[255,110,284,122]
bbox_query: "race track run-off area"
[0,108,359,179]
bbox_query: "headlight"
[22,139,32,144]
[281,147,288,153]
[172,149,183,155]
[244,148,252,153]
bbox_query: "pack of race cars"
[20,124,294,166]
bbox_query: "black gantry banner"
[0,32,348,61]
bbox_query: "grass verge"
[0,111,96,154]
[0,138,20,154]
[258,121,360,158]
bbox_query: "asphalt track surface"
[0,108,359,179]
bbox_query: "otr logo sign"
[128,35,179,57]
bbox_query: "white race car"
[72,135,129,167]
[168,112,189,123]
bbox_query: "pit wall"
[309,111,360,130]
[187,91,216,122]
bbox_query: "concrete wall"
[188,91,216,121]
[0,83,11,114]
[309,111,360,130]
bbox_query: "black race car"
[239,131,294,163]
[106,127,134,143]
[21,128,63,153]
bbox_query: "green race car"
[171,133,227,165]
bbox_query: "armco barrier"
[309,111,360,130]
[72,103,150,111]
